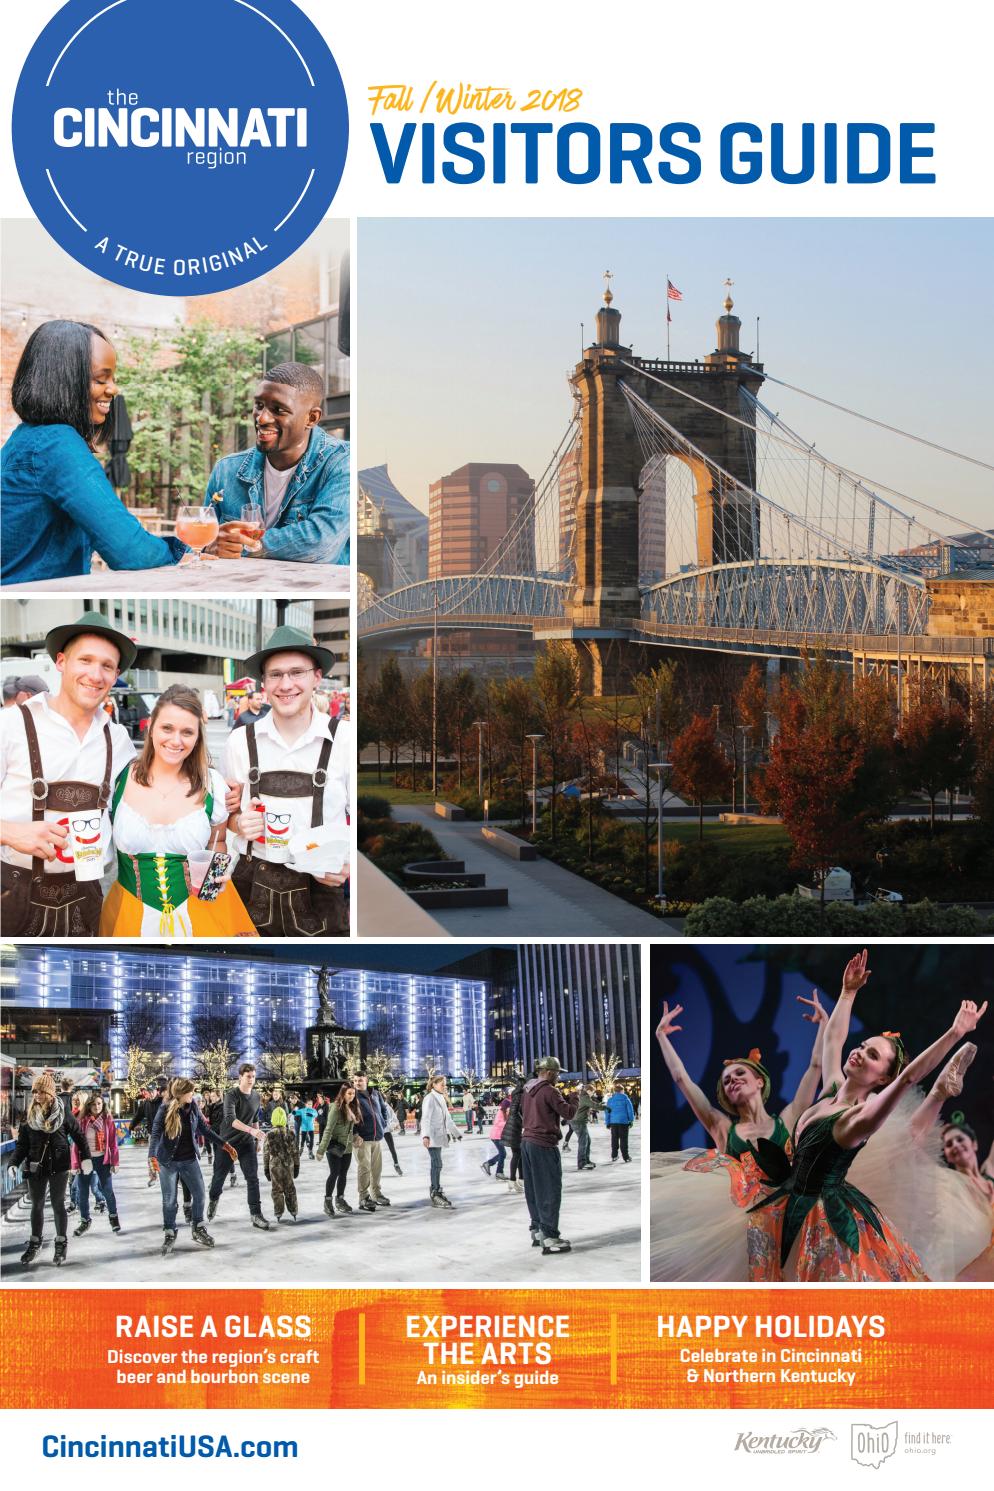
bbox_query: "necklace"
[147,773,186,802]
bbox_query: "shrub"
[684,894,990,937]
[358,819,451,884]
[663,841,795,904]
[356,794,392,820]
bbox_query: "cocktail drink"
[239,503,264,551]
[175,505,219,562]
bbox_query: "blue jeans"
[576,1127,591,1169]
[71,1169,104,1209]
[78,1160,115,1220]
[521,1141,563,1239]
[428,1147,443,1195]
[484,1140,507,1175]
[159,1159,205,1231]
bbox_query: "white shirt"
[223,708,351,878]
[263,458,299,529]
[112,767,230,855]
[0,693,135,873]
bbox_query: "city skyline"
[359,217,994,538]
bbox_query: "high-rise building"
[1,947,486,1083]
[357,465,429,584]
[428,463,534,580]
[639,454,667,585]
[439,945,641,1079]
[313,600,350,687]
[1,597,313,696]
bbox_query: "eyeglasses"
[263,668,316,684]
[71,817,102,833]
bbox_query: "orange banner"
[2,1288,991,1410]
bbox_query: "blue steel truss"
[639,559,930,637]
[358,559,929,640]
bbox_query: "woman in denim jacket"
[1,320,185,583]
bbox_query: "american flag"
[667,279,683,301]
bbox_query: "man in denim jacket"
[208,361,350,565]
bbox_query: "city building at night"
[439,944,641,1079]
[0,946,486,1086]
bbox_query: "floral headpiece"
[716,1048,771,1115]
[881,1031,907,1077]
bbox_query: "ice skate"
[161,1229,177,1256]
[20,1237,41,1266]
[192,1224,214,1248]
[541,1236,572,1255]
[73,1218,91,1237]
[53,1237,68,1265]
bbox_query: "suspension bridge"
[358,285,993,694]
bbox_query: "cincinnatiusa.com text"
[42,1435,297,1459]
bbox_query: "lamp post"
[526,734,544,836]
[431,584,439,798]
[473,719,488,801]
[648,761,672,906]
[738,725,751,815]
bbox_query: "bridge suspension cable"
[360,416,579,620]
[621,360,985,569]
[757,370,994,472]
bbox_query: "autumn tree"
[488,675,540,825]
[533,642,582,842]
[629,661,684,892]
[967,683,994,831]
[758,684,868,911]
[669,714,731,841]
[376,655,410,775]
[897,680,975,831]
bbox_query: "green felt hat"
[243,625,333,681]
[45,610,137,670]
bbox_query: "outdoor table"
[2,559,350,594]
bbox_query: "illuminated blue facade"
[2,947,487,1082]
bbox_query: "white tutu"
[651,1090,992,1283]
[650,1148,751,1282]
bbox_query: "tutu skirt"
[650,1147,784,1282]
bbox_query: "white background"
[2,0,992,1475]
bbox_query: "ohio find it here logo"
[851,1421,899,1468]
[12,0,348,295]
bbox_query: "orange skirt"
[683,1150,784,1282]
[776,1198,930,1282]
[99,881,259,938]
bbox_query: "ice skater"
[150,1078,235,1255]
[317,1082,362,1216]
[420,1073,462,1208]
[520,1057,578,1255]
[263,1107,300,1221]
[207,1064,273,1230]
[72,1092,122,1235]
[10,1072,93,1267]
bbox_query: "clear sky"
[358,217,993,533]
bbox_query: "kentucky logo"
[735,1428,836,1454]
[851,1421,898,1468]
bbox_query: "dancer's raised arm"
[839,1001,988,1147]
[655,1002,729,1147]
[821,950,871,1091]
[781,990,828,1131]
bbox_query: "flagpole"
[666,271,671,360]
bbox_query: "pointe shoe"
[936,1043,977,1100]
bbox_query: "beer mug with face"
[61,811,107,880]
[262,806,293,862]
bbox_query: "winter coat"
[71,1113,120,1170]
[317,1103,358,1158]
[354,1089,384,1142]
[501,1084,526,1148]
[604,1092,635,1125]
[13,1102,90,1177]
[521,1076,579,1148]
[489,1107,507,1141]
[572,1091,597,1129]
[420,1089,462,1148]
[149,1101,224,1165]
[264,1128,300,1180]
[293,1105,318,1133]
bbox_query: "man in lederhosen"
[224,625,351,937]
[0,610,136,936]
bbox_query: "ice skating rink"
[1,1124,642,1285]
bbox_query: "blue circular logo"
[13,0,348,295]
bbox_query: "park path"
[392,806,676,936]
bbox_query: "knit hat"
[32,1073,57,1100]
[270,1106,288,1128]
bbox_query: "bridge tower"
[566,283,765,649]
